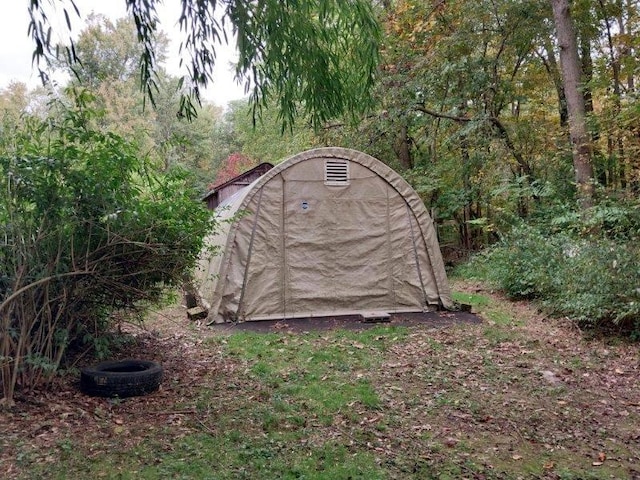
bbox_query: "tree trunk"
[621,0,635,92]
[394,124,414,169]
[599,0,626,188]
[539,37,568,127]
[550,0,595,208]
[580,36,594,116]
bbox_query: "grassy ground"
[2,280,639,479]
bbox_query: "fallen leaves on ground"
[1,288,639,479]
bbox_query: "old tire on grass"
[80,359,163,398]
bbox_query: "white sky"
[0,0,246,107]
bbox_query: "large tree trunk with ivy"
[550,0,595,208]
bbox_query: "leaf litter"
[1,286,639,479]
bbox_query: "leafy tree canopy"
[223,98,318,164]
[55,13,169,89]
[28,0,381,128]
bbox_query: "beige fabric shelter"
[196,147,452,323]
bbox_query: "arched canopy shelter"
[196,147,452,323]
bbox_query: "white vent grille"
[324,160,349,186]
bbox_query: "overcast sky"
[0,0,246,106]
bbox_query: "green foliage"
[49,15,224,191]
[223,99,319,165]
[230,0,380,129]
[461,201,640,334]
[153,76,223,170]
[22,0,640,256]
[321,0,574,248]
[28,0,381,129]
[321,0,640,256]
[549,200,640,240]
[465,225,566,299]
[548,240,640,327]
[0,94,213,403]
[55,14,164,88]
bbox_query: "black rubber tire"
[80,359,163,398]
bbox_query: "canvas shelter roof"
[196,147,452,323]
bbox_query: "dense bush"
[463,226,566,300]
[549,240,640,327]
[460,202,640,335]
[1,99,213,405]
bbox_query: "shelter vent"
[324,160,349,185]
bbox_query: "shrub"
[461,204,640,336]
[549,201,640,240]
[1,98,212,405]
[461,225,566,300]
[548,240,640,328]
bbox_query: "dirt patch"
[209,310,482,333]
